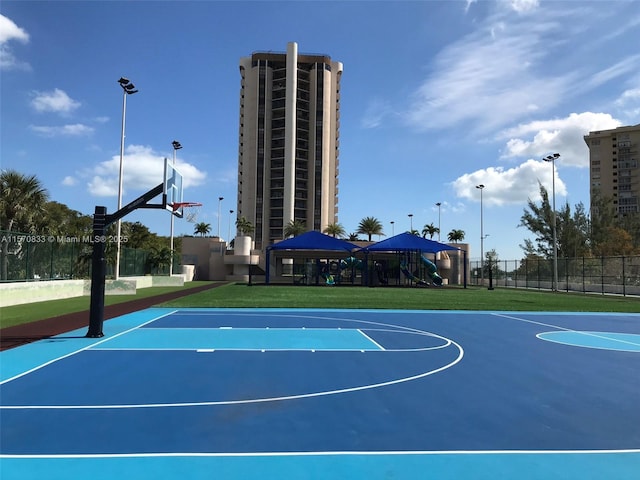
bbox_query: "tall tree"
[356,216,384,241]
[557,201,590,258]
[422,223,439,239]
[323,222,346,238]
[283,219,306,238]
[0,170,49,232]
[521,183,598,258]
[193,222,211,237]
[0,170,49,280]
[235,216,254,236]
[447,229,465,243]
[519,183,554,258]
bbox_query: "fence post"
[601,256,605,295]
[622,256,626,297]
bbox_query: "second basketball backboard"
[164,157,184,217]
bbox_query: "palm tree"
[0,170,49,280]
[422,223,439,239]
[448,229,465,243]
[194,222,211,237]
[235,216,254,236]
[323,222,346,238]
[0,170,49,232]
[357,216,384,241]
[348,233,361,241]
[283,219,306,238]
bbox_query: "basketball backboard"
[164,157,184,218]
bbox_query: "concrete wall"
[181,237,229,281]
[0,275,184,307]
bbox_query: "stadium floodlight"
[543,153,561,291]
[476,184,485,285]
[115,76,139,279]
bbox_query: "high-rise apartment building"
[584,124,640,218]
[237,42,343,249]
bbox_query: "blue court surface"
[1,308,639,479]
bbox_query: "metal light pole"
[228,209,234,249]
[115,77,138,280]
[544,153,560,291]
[408,214,413,232]
[217,196,224,238]
[476,184,485,285]
[436,202,441,241]
[170,141,182,275]
[390,221,395,236]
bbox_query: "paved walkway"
[0,282,225,351]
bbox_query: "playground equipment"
[399,254,444,287]
[420,255,444,286]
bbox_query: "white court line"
[492,313,640,348]
[88,328,451,353]
[0,310,178,386]
[357,329,386,351]
[1,448,639,459]
[0,329,463,409]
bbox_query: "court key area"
[1,308,639,479]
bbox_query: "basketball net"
[173,202,202,223]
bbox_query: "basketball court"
[1,308,638,479]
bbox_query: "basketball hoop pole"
[87,183,164,338]
[170,141,182,276]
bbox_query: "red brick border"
[0,282,226,351]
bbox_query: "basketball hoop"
[172,202,202,223]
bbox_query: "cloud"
[0,14,30,71]
[582,55,640,91]
[465,0,477,13]
[404,11,571,134]
[62,176,77,186]
[361,98,393,129]
[504,0,539,14]
[498,112,622,167]
[87,144,207,198]
[31,89,81,114]
[614,88,640,121]
[29,124,95,137]
[451,159,566,207]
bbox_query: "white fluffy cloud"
[31,89,81,114]
[0,14,30,71]
[452,158,566,207]
[62,176,77,186]
[87,144,207,198]
[498,112,622,167]
[0,14,28,43]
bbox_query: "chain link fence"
[469,256,640,296]
[0,230,156,282]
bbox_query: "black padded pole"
[87,206,107,337]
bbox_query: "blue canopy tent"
[265,231,360,285]
[360,232,466,287]
[362,232,461,254]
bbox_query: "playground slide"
[399,256,444,286]
[399,260,430,286]
[420,255,444,286]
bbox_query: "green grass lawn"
[0,281,215,329]
[1,283,638,330]
[159,283,640,312]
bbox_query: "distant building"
[584,124,640,218]
[237,42,343,249]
